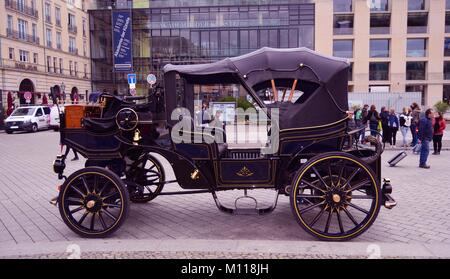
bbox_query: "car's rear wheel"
[5,130,13,134]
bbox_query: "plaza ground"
[0,129,449,258]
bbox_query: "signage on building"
[112,10,133,72]
[127,73,137,85]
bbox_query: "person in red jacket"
[432,112,446,155]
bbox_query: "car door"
[43,107,51,129]
[35,108,46,129]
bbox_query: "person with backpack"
[432,112,446,155]
[399,107,412,148]
[388,108,399,148]
[410,102,421,147]
[366,105,380,137]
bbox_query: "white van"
[50,105,64,131]
[4,106,51,134]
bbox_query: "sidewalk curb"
[1,239,449,258]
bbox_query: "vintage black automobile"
[51,48,396,240]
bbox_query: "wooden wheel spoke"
[328,161,334,187]
[350,195,374,200]
[102,191,119,201]
[300,179,326,193]
[66,197,83,205]
[70,206,84,214]
[324,209,333,233]
[346,180,371,193]
[103,203,121,209]
[336,210,344,233]
[337,161,346,186]
[340,168,361,189]
[309,206,326,227]
[299,201,325,214]
[346,202,369,215]
[98,212,107,230]
[80,176,91,194]
[311,166,329,190]
[102,209,118,221]
[90,212,96,230]
[297,194,324,199]
[78,211,89,225]
[70,185,85,198]
[342,207,359,226]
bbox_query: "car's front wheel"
[5,130,13,134]
[31,123,38,133]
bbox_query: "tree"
[434,101,450,115]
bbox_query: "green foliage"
[219,96,254,110]
[434,101,450,115]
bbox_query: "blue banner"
[112,10,132,72]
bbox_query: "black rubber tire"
[290,151,381,241]
[58,166,129,238]
[53,127,59,132]
[31,123,38,133]
[129,154,165,203]
[5,130,13,134]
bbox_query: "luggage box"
[388,151,407,167]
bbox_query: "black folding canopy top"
[163,47,350,130]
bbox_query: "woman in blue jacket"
[388,108,399,148]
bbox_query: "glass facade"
[370,39,389,57]
[89,1,315,93]
[407,38,427,57]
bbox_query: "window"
[444,61,450,80]
[84,64,88,78]
[406,62,426,80]
[7,15,13,35]
[55,7,61,26]
[408,0,425,11]
[68,13,76,32]
[47,56,51,72]
[333,40,353,58]
[69,37,76,53]
[17,0,25,12]
[82,19,86,36]
[32,24,37,42]
[446,12,450,33]
[45,3,51,23]
[53,57,57,73]
[46,28,52,47]
[69,60,73,75]
[348,62,353,81]
[370,0,389,11]
[19,50,29,62]
[83,40,87,56]
[370,13,390,34]
[447,0,450,10]
[407,39,427,57]
[370,39,390,57]
[74,62,78,76]
[59,58,63,74]
[8,48,14,60]
[444,85,450,104]
[369,62,389,80]
[18,19,28,40]
[56,32,62,50]
[407,13,428,33]
[334,14,354,35]
[33,53,38,64]
[334,0,352,13]
[445,38,450,56]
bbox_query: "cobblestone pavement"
[0,130,449,257]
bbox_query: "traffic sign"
[146,74,157,85]
[130,88,136,96]
[127,73,137,85]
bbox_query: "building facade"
[88,0,315,97]
[86,0,450,107]
[316,0,450,106]
[0,0,91,111]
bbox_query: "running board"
[212,189,279,215]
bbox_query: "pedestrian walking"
[410,102,421,147]
[360,104,369,142]
[366,105,380,137]
[388,108,399,148]
[432,112,446,155]
[399,107,412,147]
[418,109,434,169]
[380,107,391,148]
